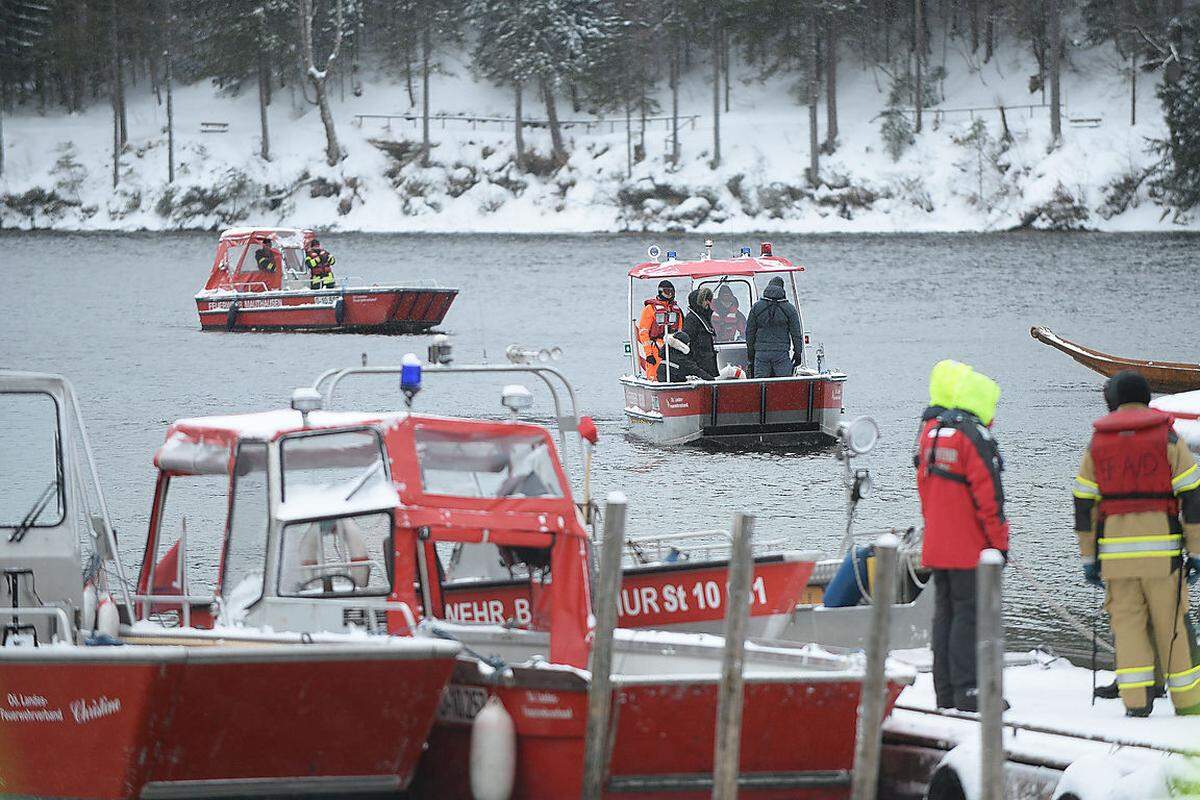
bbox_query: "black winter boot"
[954,689,1011,713]
[1125,703,1153,718]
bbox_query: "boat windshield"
[0,392,64,531]
[697,278,752,344]
[279,428,390,508]
[414,427,564,499]
[278,512,392,598]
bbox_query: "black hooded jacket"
[655,343,716,382]
[746,276,803,363]
[683,290,719,377]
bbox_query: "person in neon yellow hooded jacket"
[915,363,1008,711]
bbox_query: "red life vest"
[644,298,682,340]
[1090,407,1177,519]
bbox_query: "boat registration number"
[437,684,488,725]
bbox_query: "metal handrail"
[312,363,586,484]
[4,606,73,643]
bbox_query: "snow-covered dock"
[880,651,1200,800]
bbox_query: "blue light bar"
[740,246,752,256]
[400,353,422,394]
[666,250,678,259]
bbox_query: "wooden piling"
[978,549,1006,800]
[849,532,899,800]
[581,492,628,800]
[712,512,755,800]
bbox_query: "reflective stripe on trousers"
[1167,665,1200,695]
[1115,665,1156,689]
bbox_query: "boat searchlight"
[501,384,534,419]
[291,388,323,425]
[837,415,879,457]
[427,334,453,365]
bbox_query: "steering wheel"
[296,573,356,593]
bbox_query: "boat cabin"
[136,396,594,668]
[202,227,317,294]
[626,242,812,381]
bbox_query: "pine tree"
[1155,12,1200,209]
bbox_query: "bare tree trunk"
[0,80,6,180]
[722,26,730,113]
[514,81,524,164]
[914,0,924,133]
[1048,0,1061,145]
[711,26,721,168]
[984,0,994,62]
[808,24,819,187]
[970,0,979,52]
[1130,53,1136,126]
[299,0,345,167]
[109,0,121,186]
[420,23,431,165]
[404,45,415,106]
[165,0,176,180]
[256,9,270,161]
[541,77,566,165]
[670,46,680,166]
[625,98,633,178]
[117,57,128,146]
[824,17,838,151]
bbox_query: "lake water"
[4,229,1198,658]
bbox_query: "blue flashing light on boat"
[400,353,422,407]
[666,250,678,260]
[740,246,752,256]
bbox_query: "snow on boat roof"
[628,255,801,280]
[155,409,406,475]
[1150,390,1200,454]
[218,227,311,247]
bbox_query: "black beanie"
[1103,370,1151,411]
[658,280,675,292]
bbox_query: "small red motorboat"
[195,227,457,333]
[622,242,846,446]
[0,372,461,800]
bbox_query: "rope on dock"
[1007,555,1115,655]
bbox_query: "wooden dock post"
[581,491,628,800]
[849,533,899,800]
[978,549,1006,800]
[712,512,755,800]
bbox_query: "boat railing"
[625,529,790,564]
[312,362,586,485]
[3,606,74,644]
[259,596,419,634]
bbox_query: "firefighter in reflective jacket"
[305,239,336,289]
[636,280,683,380]
[916,364,1009,712]
[1073,370,1200,717]
[254,237,280,272]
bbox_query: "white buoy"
[469,695,516,800]
[96,592,119,638]
[81,584,98,633]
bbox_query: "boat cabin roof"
[218,227,313,248]
[154,409,404,475]
[628,254,801,280]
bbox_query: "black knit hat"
[1103,370,1151,411]
[658,280,675,292]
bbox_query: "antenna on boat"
[291,388,323,425]
[702,238,714,260]
[400,353,422,409]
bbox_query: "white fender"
[81,584,98,633]
[469,695,516,800]
[96,592,119,638]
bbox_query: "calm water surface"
[4,230,1198,657]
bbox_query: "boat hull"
[0,642,457,800]
[415,662,901,800]
[196,286,457,333]
[1031,325,1200,393]
[621,374,846,446]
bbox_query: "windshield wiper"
[343,461,383,502]
[10,481,58,543]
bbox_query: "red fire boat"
[195,227,457,333]
[622,242,846,446]
[0,372,461,800]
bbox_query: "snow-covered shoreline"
[3,41,1196,234]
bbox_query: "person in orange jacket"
[636,280,683,380]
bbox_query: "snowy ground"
[1,36,1195,232]
[890,651,1200,799]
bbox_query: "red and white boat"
[308,357,915,798]
[0,372,460,800]
[622,243,846,446]
[195,227,458,333]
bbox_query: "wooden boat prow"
[1030,325,1200,393]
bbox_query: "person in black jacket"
[745,276,803,378]
[655,331,715,382]
[683,287,719,377]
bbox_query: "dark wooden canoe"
[1031,326,1200,393]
